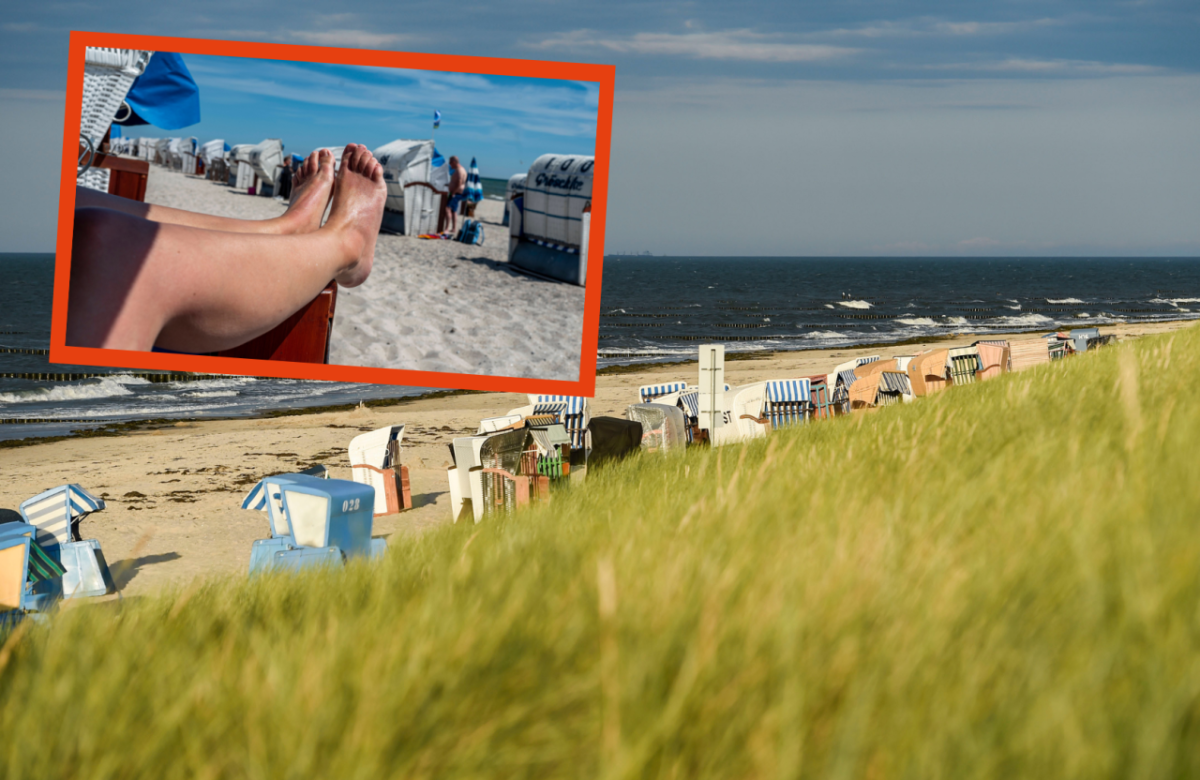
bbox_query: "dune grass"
[3,327,1200,778]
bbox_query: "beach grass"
[2,326,1199,778]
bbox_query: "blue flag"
[433,109,441,129]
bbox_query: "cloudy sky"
[120,56,599,181]
[2,1,1198,256]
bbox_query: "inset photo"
[53,33,612,394]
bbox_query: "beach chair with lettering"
[948,347,981,386]
[724,383,770,442]
[348,425,410,517]
[249,475,383,573]
[243,467,332,572]
[763,379,812,431]
[906,349,951,397]
[1009,338,1051,372]
[975,340,1010,381]
[18,484,115,603]
[508,154,594,285]
[78,47,152,192]
[1068,328,1102,353]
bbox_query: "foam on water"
[837,300,873,310]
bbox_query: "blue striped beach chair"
[19,484,115,602]
[763,379,811,430]
[638,381,687,406]
[856,356,880,368]
[877,371,913,406]
[528,394,590,452]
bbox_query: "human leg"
[67,145,385,353]
[73,149,335,235]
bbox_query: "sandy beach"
[1,318,1192,599]
[143,167,585,380]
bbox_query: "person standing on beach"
[67,145,387,353]
[442,155,468,235]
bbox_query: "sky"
[2,0,1198,256]
[115,56,600,181]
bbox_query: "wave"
[945,316,970,326]
[1046,298,1084,304]
[987,313,1055,327]
[1149,297,1200,306]
[0,376,137,405]
[837,300,873,310]
[802,330,847,340]
[894,317,936,326]
[182,390,239,398]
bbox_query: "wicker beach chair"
[18,484,115,603]
[626,403,688,453]
[78,47,152,192]
[948,347,981,386]
[348,425,410,516]
[519,395,591,454]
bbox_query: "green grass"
[4,327,1200,778]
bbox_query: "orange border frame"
[51,31,613,396]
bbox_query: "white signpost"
[698,344,726,440]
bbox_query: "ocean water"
[596,257,1200,366]
[3,254,1199,441]
[0,254,430,442]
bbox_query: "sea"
[3,253,1199,442]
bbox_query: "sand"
[1,319,1192,600]
[143,167,585,381]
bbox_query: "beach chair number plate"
[342,498,361,512]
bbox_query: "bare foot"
[323,143,386,288]
[278,149,335,234]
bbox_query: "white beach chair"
[638,381,688,407]
[508,154,593,285]
[348,425,409,516]
[447,435,491,523]
[373,139,442,235]
[78,47,152,192]
[18,484,114,602]
[763,378,812,430]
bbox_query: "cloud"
[926,58,1161,75]
[531,29,858,62]
[287,30,414,48]
[0,88,64,101]
[824,17,1062,38]
[958,237,1003,248]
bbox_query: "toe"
[340,145,357,172]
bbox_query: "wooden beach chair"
[805,375,835,420]
[447,436,490,524]
[215,282,337,364]
[0,527,35,626]
[348,425,411,517]
[511,395,591,456]
[18,484,115,603]
[1009,338,1051,371]
[975,341,1010,380]
[907,349,951,397]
